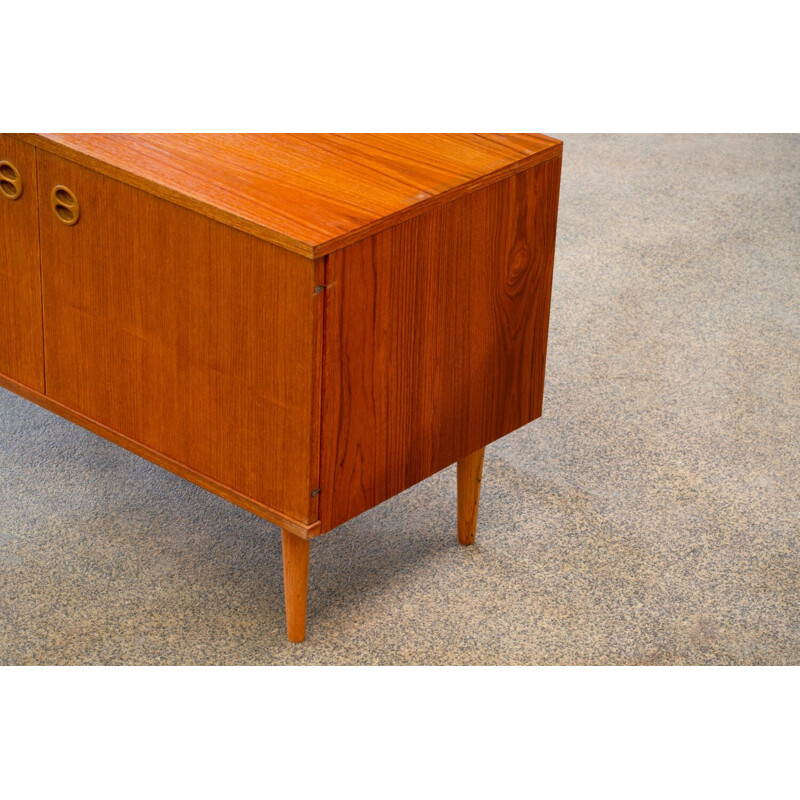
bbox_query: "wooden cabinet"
[0,133,562,642]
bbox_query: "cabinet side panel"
[321,156,562,531]
[0,134,44,391]
[37,151,319,523]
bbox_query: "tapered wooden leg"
[457,447,485,546]
[282,529,310,642]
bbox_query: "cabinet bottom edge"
[0,371,322,540]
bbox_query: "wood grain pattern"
[320,156,562,531]
[282,529,310,642]
[457,447,485,546]
[14,134,562,257]
[0,134,44,391]
[36,149,322,524]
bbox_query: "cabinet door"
[0,134,44,391]
[37,150,321,524]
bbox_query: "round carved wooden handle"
[0,160,23,200]
[51,185,81,226]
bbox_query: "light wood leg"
[282,529,310,642]
[457,447,485,546]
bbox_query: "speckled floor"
[1,134,798,665]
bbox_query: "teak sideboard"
[0,133,562,641]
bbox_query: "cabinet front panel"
[0,134,44,391]
[37,151,320,523]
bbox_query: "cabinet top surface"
[18,133,562,257]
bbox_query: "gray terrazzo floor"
[1,134,798,665]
